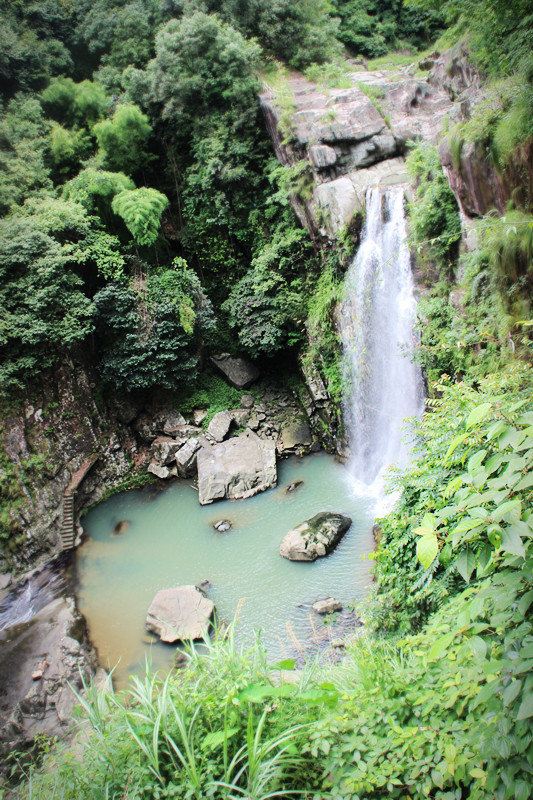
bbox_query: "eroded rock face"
[279,512,352,561]
[197,432,277,504]
[0,586,97,764]
[145,585,214,642]
[210,353,260,389]
[260,65,454,238]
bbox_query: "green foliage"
[93,103,152,175]
[93,261,214,392]
[48,123,91,179]
[0,213,94,395]
[333,0,444,57]
[179,374,243,423]
[111,187,169,246]
[0,0,74,94]
[304,258,344,404]
[41,77,108,127]
[0,95,52,215]
[62,168,135,212]
[16,633,326,799]
[406,141,462,273]
[366,363,531,634]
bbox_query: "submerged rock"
[145,585,214,643]
[210,353,260,389]
[313,597,342,615]
[113,520,130,536]
[279,512,352,561]
[212,519,232,532]
[285,480,304,494]
[197,432,277,505]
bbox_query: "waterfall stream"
[340,187,424,501]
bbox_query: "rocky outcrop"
[0,566,97,763]
[260,64,454,239]
[197,432,277,504]
[279,512,352,561]
[430,44,532,216]
[210,353,260,388]
[145,585,214,642]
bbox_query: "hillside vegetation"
[1,0,532,797]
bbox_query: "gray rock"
[192,408,208,426]
[151,436,182,465]
[285,480,303,493]
[312,176,360,236]
[175,437,200,477]
[313,597,342,615]
[146,586,214,642]
[279,512,352,561]
[207,411,234,442]
[162,412,187,435]
[212,519,231,532]
[278,418,312,455]
[240,394,255,409]
[197,432,277,505]
[210,353,260,389]
[309,144,337,170]
[0,573,12,591]
[147,462,171,480]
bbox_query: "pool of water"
[76,453,374,687]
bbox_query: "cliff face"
[260,63,455,240]
[431,42,532,217]
[0,360,140,575]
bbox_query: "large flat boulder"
[210,353,259,389]
[280,512,352,561]
[197,432,277,504]
[145,586,214,642]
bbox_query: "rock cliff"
[260,62,454,240]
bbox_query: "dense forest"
[0,0,532,797]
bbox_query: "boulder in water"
[212,519,232,532]
[145,586,214,643]
[197,432,277,504]
[113,520,129,536]
[279,512,351,561]
[313,597,342,615]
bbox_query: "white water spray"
[340,187,424,507]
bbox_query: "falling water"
[340,186,424,500]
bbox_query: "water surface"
[77,454,373,687]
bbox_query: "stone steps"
[60,494,76,550]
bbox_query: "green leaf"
[269,659,296,671]
[469,636,487,660]
[500,525,526,558]
[493,499,521,523]
[456,548,476,583]
[516,690,533,720]
[444,432,469,461]
[417,534,438,569]
[466,403,492,430]
[201,728,239,751]
[428,631,455,661]
[503,680,522,707]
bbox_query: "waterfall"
[340,186,424,499]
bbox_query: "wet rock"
[31,660,48,681]
[313,597,342,615]
[212,519,232,532]
[175,437,200,478]
[279,512,352,562]
[197,432,277,505]
[207,411,234,442]
[285,480,303,494]
[113,520,130,536]
[210,353,260,389]
[145,585,214,642]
